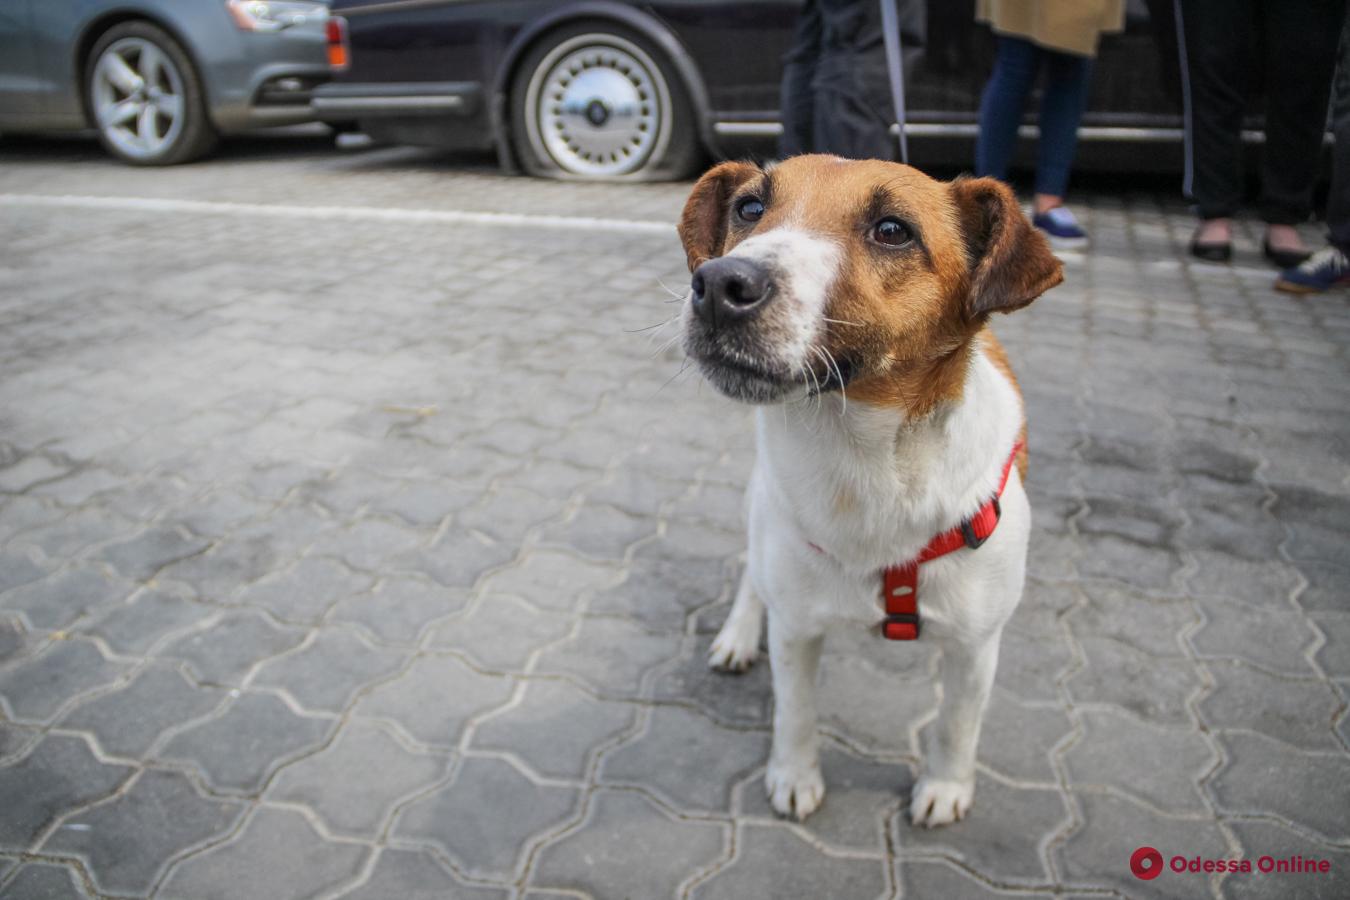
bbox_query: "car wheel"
[87,21,217,165]
[511,23,701,181]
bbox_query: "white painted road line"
[0,193,677,237]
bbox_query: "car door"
[0,0,41,123]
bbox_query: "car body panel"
[318,0,1194,172]
[0,0,331,134]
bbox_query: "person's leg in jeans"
[1178,0,1255,251]
[976,37,1042,182]
[1033,49,1093,212]
[1257,0,1345,263]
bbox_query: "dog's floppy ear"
[678,161,760,272]
[950,177,1063,318]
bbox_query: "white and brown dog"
[677,155,1062,826]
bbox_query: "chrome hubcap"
[526,35,671,177]
[92,37,185,159]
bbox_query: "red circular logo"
[1131,846,1164,880]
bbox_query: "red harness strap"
[880,441,1024,641]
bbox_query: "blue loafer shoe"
[1275,246,1350,294]
[1032,207,1089,249]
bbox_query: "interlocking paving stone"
[13,506,139,562]
[75,585,214,656]
[237,556,376,625]
[159,692,333,794]
[0,735,131,851]
[0,862,91,899]
[482,549,625,614]
[817,653,938,753]
[328,574,467,644]
[60,663,226,759]
[1222,820,1350,900]
[41,769,245,896]
[427,594,573,671]
[1055,791,1230,900]
[1208,731,1350,841]
[0,564,133,631]
[531,789,725,898]
[0,638,128,723]
[158,609,306,685]
[0,546,47,594]
[651,634,774,727]
[898,859,1060,898]
[391,529,518,588]
[0,456,73,492]
[1064,708,1215,814]
[602,705,768,812]
[739,745,901,852]
[0,615,30,668]
[3,149,1349,899]
[251,626,406,714]
[158,535,286,602]
[352,653,514,748]
[395,756,578,881]
[97,526,210,582]
[158,807,368,900]
[471,679,634,780]
[588,557,727,629]
[337,848,511,900]
[267,720,449,837]
[533,618,683,699]
[1199,662,1343,751]
[896,774,1066,884]
[693,823,885,900]
[1067,636,1201,726]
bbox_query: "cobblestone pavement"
[1,135,1348,900]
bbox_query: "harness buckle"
[961,496,1001,550]
[882,613,920,640]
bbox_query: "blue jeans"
[975,36,1093,197]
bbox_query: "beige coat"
[976,0,1126,57]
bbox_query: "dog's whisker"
[656,277,688,300]
[626,319,675,334]
[651,357,692,398]
[821,316,863,327]
[818,344,848,415]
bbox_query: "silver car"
[0,0,331,165]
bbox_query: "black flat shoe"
[1189,239,1232,262]
[1263,239,1311,269]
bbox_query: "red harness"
[810,441,1024,641]
[881,441,1023,640]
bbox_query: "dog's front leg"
[910,631,1001,827]
[765,616,826,820]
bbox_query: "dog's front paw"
[909,776,974,828]
[708,619,759,672]
[765,759,825,820]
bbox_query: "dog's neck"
[754,342,1022,567]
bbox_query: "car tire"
[510,22,701,181]
[86,21,218,166]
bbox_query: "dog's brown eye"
[736,198,765,222]
[872,218,912,247]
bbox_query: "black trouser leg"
[1326,14,1350,250]
[1180,0,1256,219]
[778,0,822,157]
[1257,0,1347,224]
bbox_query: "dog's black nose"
[691,257,771,327]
